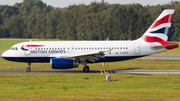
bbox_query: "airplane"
[2,9,178,73]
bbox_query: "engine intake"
[50,58,79,69]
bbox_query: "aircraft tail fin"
[141,9,174,42]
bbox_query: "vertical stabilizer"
[141,9,174,42]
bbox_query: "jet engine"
[50,58,79,69]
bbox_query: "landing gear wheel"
[26,62,31,72]
[26,68,31,72]
[83,66,89,73]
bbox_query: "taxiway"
[0,70,180,74]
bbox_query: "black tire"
[83,66,89,73]
[26,68,31,72]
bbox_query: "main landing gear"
[26,62,31,72]
[83,66,89,73]
[81,61,90,73]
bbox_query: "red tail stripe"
[150,14,173,29]
[142,35,165,42]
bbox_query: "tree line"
[0,0,180,41]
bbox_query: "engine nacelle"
[50,58,79,69]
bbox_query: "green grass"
[0,74,180,100]
[0,39,180,55]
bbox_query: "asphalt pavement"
[113,70,180,74]
[137,55,180,60]
[0,70,180,74]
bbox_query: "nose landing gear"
[26,62,31,72]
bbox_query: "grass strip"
[0,74,180,100]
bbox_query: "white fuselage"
[2,39,167,63]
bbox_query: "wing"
[70,51,105,62]
[56,50,111,62]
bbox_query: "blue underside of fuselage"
[2,56,146,63]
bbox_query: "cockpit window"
[9,47,18,51]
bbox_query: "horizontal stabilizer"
[151,42,178,50]
[151,44,175,50]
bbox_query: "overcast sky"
[0,0,176,8]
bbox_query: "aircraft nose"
[2,52,6,58]
[2,51,9,58]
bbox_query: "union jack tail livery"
[142,9,174,42]
[140,9,178,50]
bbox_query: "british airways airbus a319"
[2,9,178,73]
